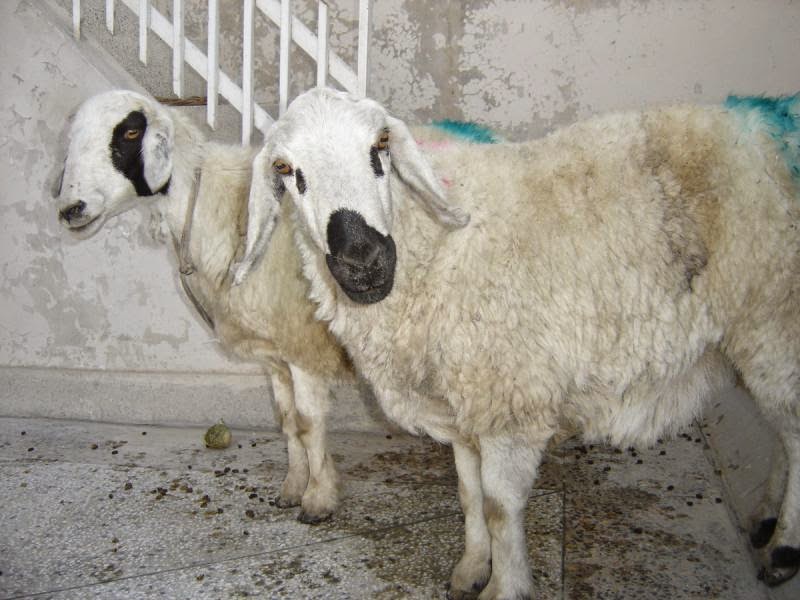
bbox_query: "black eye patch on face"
[370,146,385,177]
[295,168,307,194]
[110,110,170,197]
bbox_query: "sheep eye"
[273,160,293,175]
[375,129,390,151]
[124,129,141,140]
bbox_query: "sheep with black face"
[237,87,800,598]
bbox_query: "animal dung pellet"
[204,421,232,449]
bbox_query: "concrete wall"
[52,0,800,142]
[0,0,285,429]
[1,0,799,427]
[372,0,800,140]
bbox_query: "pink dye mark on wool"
[415,139,454,151]
[414,140,453,187]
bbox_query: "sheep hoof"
[750,517,777,549]
[297,509,333,525]
[445,588,478,600]
[757,546,800,586]
[447,582,486,600]
[448,556,490,599]
[446,582,484,600]
[274,495,301,509]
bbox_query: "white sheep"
[237,88,800,597]
[55,89,353,524]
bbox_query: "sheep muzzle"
[58,200,103,234]
[325,208,396,304]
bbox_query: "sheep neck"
[177,167,202,276]
[154,109,236,327]
[298,179,448,396]
[157,109,209,251]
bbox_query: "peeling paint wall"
[368,0,800,139]
[0,0,256,375]
[1,0,799,415]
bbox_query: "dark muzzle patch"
[325,208,396,304]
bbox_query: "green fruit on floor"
[204,421,231,449]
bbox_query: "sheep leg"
[289,364,339,524]
[476,433,547,600]
[726,312,800,585]
[270,371,309,508]
[757,422,800,586]
[748,438,786,549]
[449,439,492,599]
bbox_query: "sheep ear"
[142,106,174,192]
[232,143,282,286]
[386,115,470,229]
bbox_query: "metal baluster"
[316,1,329,88]
[242,0,256,143]
[207,0,219,128]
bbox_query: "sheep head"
[55,90,174,237]
[234,87,469,304]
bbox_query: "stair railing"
[71,0,370,144]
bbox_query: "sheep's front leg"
[289,364,339,524]
[477,433,547,600]
[270,371,309,508]
[449,439,492,599]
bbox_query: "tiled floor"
[0,417,773,599]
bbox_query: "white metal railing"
[71,0,370,144]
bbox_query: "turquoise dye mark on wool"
[725,93,800,181]
[431,119,500,144]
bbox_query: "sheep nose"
[326,209,385,268]
[341,240,381,269]
[59,201,86,223]
[325,208,397,304]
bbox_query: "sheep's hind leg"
[728,312,800,585]
[476,432,549,600]
[270,371,309,508]
[757,421,800,586]
[448,440,492,600]
[748,439,786,550]
[289,364,339,524]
